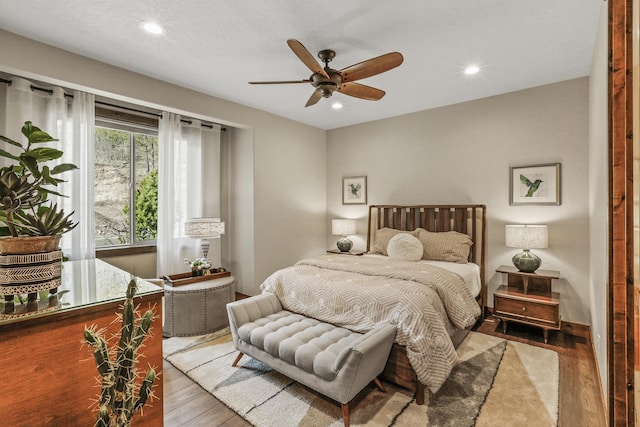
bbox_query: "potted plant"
[84,278,157,427]
[0,121,78,254]
[184,257,211,276]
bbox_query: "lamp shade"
[332,219,356,236]
[185,218,225,238]
[505,225,548,249]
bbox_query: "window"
[94,117,158,247]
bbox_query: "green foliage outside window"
[123,169,158,241]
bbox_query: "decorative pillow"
[386,233,424,261]
[415,228,472,263]
[369,228,417,255]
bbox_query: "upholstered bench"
[226,293,396,427]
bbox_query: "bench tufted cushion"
[228,292,397,417]
[237,310,364,381]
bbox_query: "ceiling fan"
[249,39,404,107]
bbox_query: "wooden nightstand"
[493,265,560,343]
[326,249,365,256]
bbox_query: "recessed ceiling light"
[464,65,480,75]
[140,21,165,35]
[332,102,343,110]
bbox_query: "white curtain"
[0,77,95,260]
[61,91,95,260]
[157,112,222,276]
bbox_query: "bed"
[260,204,487,404]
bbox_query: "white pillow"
[370,228,417,255]
[386,233,424,261]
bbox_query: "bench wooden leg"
[374,377,386,393]
[415,381,425,405]
[231,352,244,367]
[341,403,350,427]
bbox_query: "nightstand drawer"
[494,293,559,327]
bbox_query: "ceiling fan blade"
[305,90,323,107]
[287,39,330,79]
[339,52,404,83]
[338,82,386,100]
[249,80,311,85]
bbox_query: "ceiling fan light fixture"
[249,39,403,107]
[318,83,336,97]
[464,65,480,75]
[140,20,165,35]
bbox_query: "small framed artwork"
[342,176,367,205]
[510,163,561,206]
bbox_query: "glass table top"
[0,258,163,324]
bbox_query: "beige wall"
[327,78,592,325]
[0,29,327,296]
[588,2,609,403]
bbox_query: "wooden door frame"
[609,0,635,425]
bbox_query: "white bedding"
[363,254,482,297]
[260,254,482,392]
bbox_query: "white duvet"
[364,254,482,297]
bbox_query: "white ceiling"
[0,0,602,130]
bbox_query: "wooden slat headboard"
[366,204,487,314]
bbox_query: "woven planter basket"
[0,235,62,255]
[0,248,63,291]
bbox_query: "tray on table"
[162,270,231,287]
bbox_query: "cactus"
[84,278,157,427]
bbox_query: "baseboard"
[559,319,592,340]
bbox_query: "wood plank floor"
[163,315,607,427]
[163,358,250,427]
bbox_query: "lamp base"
[336,236,353,252]
[200,239,211,259]
[512,249,541,273]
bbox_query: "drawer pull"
[522,307,526,312]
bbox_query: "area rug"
[163,330,558,427]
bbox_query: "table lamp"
[505,224,548,273]
[332,219,356,252]
[185,218,225,261]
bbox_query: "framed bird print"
[509,163,561,205]
[343,176,367,205]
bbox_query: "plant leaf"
[0,135,23,149]
[22,147,63,162]
[20,156,39,178]
[40,166,58,186]
[39,187,68,198]
[51,163,79,175]
[28,130,59,144]
[0,148,20,161]
[22,122,58,144]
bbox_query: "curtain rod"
[0,77,226,131]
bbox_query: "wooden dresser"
[0,259,164,427]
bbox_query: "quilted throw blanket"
[260,255,481,392]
